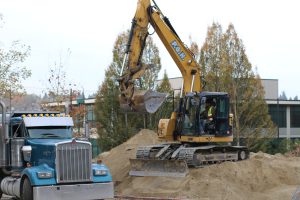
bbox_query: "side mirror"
[22,145,32,162]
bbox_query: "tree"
[94,31,162,151]
[44,49,75,112]
[0,41,31,97]
[0,14,31,110]
[94,69,128,151]
[294,96,298,100]
[189,35,201,62]
[199,23,276,150]
[200,23,225,92]
[139,36,162,90]
[279,91,287,100]
[152,70,174,129]
[156,70,172,94]
[94,32,135,150]
[47,62,68,103]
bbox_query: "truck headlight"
[37,172,53,179]
[94,169,107,176]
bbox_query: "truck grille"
[56,141,92,183]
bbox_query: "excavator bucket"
[120,90,167,113]
[129,159,189,177]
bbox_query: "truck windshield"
[27,126,73,139]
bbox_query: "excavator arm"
[119,0,202,113]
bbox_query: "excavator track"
[177,145,249,167]
[130,143,249,177]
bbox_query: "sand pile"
[99,129,300,200]
[99,129,160,182]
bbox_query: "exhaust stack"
[0,101,8,167]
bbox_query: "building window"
[291,105,300,128]
[268,105,286,128]
[86,105,95,122]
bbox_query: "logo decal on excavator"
[171,40,186,61]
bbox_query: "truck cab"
[0,101,114,200]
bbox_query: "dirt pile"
[99,129,160,182]
[99,129,300,200]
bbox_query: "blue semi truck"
[0,101,114,200]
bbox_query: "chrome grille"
[56,141,92,183]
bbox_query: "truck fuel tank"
[11,138,25,168]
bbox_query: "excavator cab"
[201,92,232,136]
[181,92,232,137]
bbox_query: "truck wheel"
[21,178,33,200]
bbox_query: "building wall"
[261,79,278,100]
[158,77,279,99]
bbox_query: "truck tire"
[21,178,33,200]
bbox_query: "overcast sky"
[0,0,299,98]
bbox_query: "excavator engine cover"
[120,90,167,113]
[129,158,189,177]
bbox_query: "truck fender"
[21,164,56,186]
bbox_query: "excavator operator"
[200,99,216,134]
[207,100,216,121]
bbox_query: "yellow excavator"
[118,0,249,177]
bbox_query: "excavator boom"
[118,0,201,113]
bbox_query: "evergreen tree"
[152,70,174,129]
[279,91,287,100]
[156,70,172,94]
[94,31,161,151]
[94,68,129,151]
[200,23,225,92]
[199,23,276,150]
[294,96,298,100]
